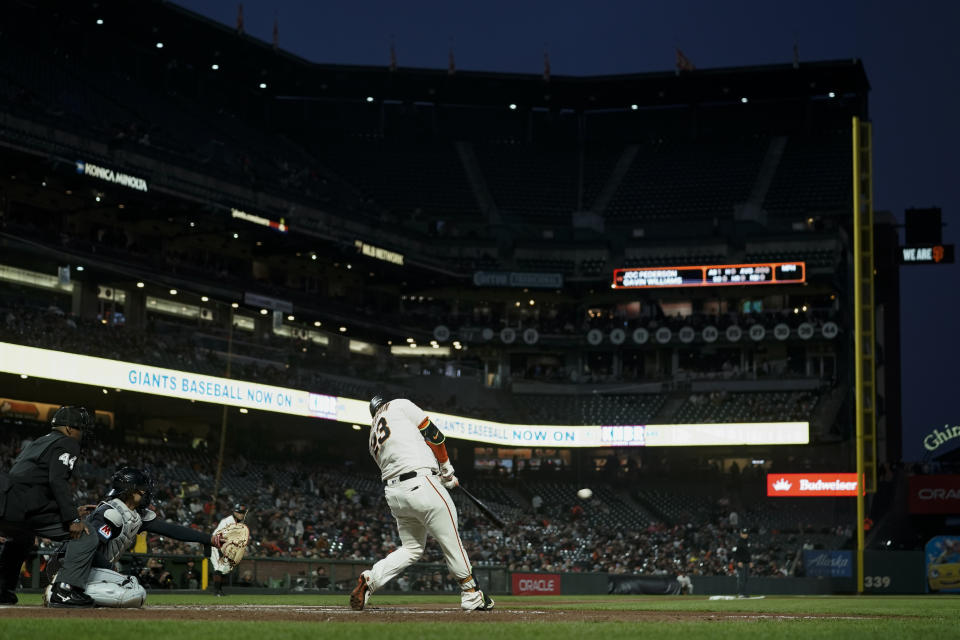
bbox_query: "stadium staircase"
[455,141,501,225]
[591,144,639,217]
[745,136,788,210]
[650,391,689,423]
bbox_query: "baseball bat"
[457,485,506,529]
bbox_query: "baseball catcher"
[210,503,250,596]
[43,467,225,608]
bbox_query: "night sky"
[175,0,960,462]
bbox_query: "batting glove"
[440,474,459,490]
[439,461,455,477]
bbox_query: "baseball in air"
[577,488,593,500]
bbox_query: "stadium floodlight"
[313,321,321,327]
[156,42,164,49]
[231,302,239,309]
[169,289,178,295]
[339,326,347,332]
[740,97,748,103]
[509,103,517,110]
[366,96,374,103]
[232,232,239,239]
[201,296,209,302]
[20,374,28,379]
[287,315,295,321]
[95,196,101,202]
[76,266,84,272]
[828,91,836,98]
[259,82,267,89]
[630,104,638,110]
[96,19,104,25]
[136,282,145,288]
[211,64,220,70]
[406,337,415,343]
[311,253,317,260]
[239,408,248,414]
[260,309,268,315]
[352,424,362,431]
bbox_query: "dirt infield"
[0,603,884,623]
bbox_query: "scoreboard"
[612,262,805,289]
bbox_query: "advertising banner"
[925,536,960,593]
[909,475,960,514]
[803,550,853,578]
[767,473,860,497]
[511,573,561,595]
[0,342,809,448]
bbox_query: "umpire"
[0,406,94,604]
[733,528,753,598]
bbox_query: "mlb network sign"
[767,473,860,497]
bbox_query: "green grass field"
[2,593,959,640]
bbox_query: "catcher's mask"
[106,467,154,514]
[369,395,387,417]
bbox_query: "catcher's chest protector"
[102,498,143,562]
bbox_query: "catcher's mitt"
[214,523,250,568]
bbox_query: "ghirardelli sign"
[923,425,960,452]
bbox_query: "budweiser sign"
[909,475,960,514]
[511,573,561,595]
[766,473,860,497]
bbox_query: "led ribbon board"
[613,262,805,289]
[1,342,808,448]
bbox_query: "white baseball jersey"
[210,514,240,573]
[369,399,438,482]
[363,398,476,604]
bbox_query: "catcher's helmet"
[369,395,387,417]
[106,467,153,512]
[51,405,94,432]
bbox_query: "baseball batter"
[350,395,494,611]
[210,503,248,596]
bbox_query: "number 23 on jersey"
[369,417,391,458]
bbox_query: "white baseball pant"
[366,474,472,591]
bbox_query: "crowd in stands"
[1,426,853,592]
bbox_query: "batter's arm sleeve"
[419,418,449,464]
[48,440,81,524]
[141,519,214,545]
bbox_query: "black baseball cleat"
[0,590,17,605]
[461,589,495,610]
[48,582,94,608]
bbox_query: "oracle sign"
[909,475,960,514]
[511,573,561,595]
[767,473,860,497]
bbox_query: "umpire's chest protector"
[101,499,153,562]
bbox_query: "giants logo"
[511,573,561,595]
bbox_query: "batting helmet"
[232,502,249,514]
[369,395,387,417]
[106,467,154,513]
[51,406,94,432]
